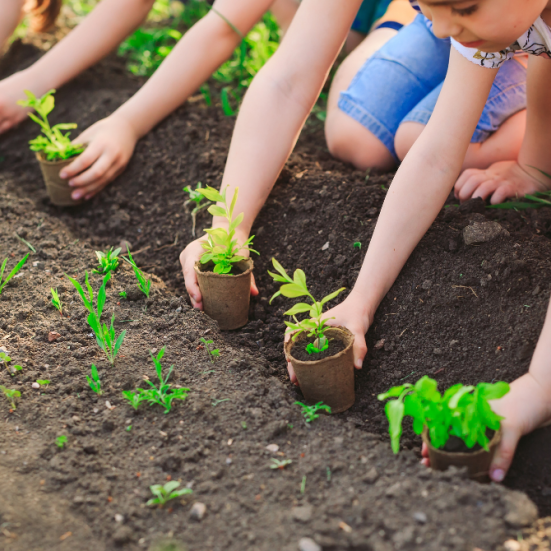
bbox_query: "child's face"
[418,0,550,52]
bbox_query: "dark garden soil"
[0,41,550,551]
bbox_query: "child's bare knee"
[395,122,424,161]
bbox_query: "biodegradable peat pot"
[36,153,82,207]
[285,327,355,414]
[422,427,502,482]
[194,258,253,330]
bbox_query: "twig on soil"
[452,285,479,298]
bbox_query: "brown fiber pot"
[36,153,82,207]
[285,327,355,414]
[422,428,502,482]
[194,258,253,330]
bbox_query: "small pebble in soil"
[48,331,61,342]
[266,444,279,453]
[292,505,313,523]
[114,514,124,523]
[298,537,321,551]
[504,541,521,551]
[32,382,40,389]
[413,511,427,524]
[190,502,206,521]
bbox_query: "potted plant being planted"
[17,90,84,206]
[269,258,354,413]
[194,186,258,330]
[378,376,510,481]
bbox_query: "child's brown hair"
[27,0,63,33]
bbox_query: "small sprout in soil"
[184,182,212,237]
[326,467,331,482]
[241,421,247,430]
[199,337,220,362]
[126,425,132,432]
[353,242,361,249]
[17,90,84,161]
[119,291,127,299]
[93,247,121,275]
[0,386,21,410]
[211,398,230,407]
[287,423,293,430]
[66,272,126,365]
[147,481,192,507]
[122,347,190,414]
[51,288,63,316]
[122,248,151,298]
[14,232,36,253]
[270,458,292,470]
[269,258,345,354]
[198,186,258,274]
[300,475,306,494]
[295,401,331,423]
[0,253,29,296]
[0,352,23,377]
[378,376,510,454]
[86,364,103,396]
[36,379,50,386]
[55,435,68,449]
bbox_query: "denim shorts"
[339,14,527,159]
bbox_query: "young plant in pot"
[17,90,84,207]
[378,375,510,481]
[194,185,258,330]
[268,258,354,413]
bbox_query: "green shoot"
[86,364,102,396]
[269,258,345,354]
[93,247,121,275]
[36,379,50,386]
[0,254,29,296]
[65,272,126,365]
[199,337,220,362]
[241,421,247,430]
[147,481,192,507]
[126,425,132,432]
[295,401,331,423]
[119,291,127,299]
[211,398,229,407]
[17,90,84,161]
[51,288,63,316]
[0,352,22,377]
[353,242,361,249]
[301,476,306,494]
[270,458,292,470]
[378,376,510,454]
[122,248,151,298]
[14,232,36,252]
[184,182,212,237]
[122,347,190,414]
[0,386,20,410]
[198,186,258,274]
[55,435,67,449]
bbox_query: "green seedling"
[199,337,220,362]
[0,386,21,410]
[14,232,36,252]
[378,376,510,454]
[0,352,23,377]
[211,398,229,407]
[122,248,151,298]
[55,435,67,448]
[270,458,292,470]
[122,347,190,414]
[184,182,212,237]
[86,364,102,396]
[197,186,258,274]
[0,254,29,296]
[269,258,345,354]
[126,425,132,432]
[300,475,306,494]
[353,242,361,249]
[17,90,84,161]
[36,379,50,386]
[147,481,192,507]
[241,421,247,430]
[119,291,127,299]
[295,401,331,423]
[93,247,121,275]
[51,288,63,316]
[66,272,126,365]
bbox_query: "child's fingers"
[421,442,429,459]
[286,359,298,385]
[72,164,122,201]
[489,182,517,205]
[180,243,204,309]
[251,273,259,296]
[60,144,103,180]
[352,335,367,369]
[489,426,522,482]
[68,152,115,188]
[454,170,488,202]
[470,179,502,202]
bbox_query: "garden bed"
[0,42,550,551]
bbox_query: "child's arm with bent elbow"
[0,0,156,134]
[0,0,24,56]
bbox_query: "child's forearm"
[21,0,155,93]
[0,0,24,53]
[528,295,551,390]
[114,0,273,139]
[210,0,361,234]
[351,50,498,322]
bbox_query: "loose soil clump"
[0,41,549,550]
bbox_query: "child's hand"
[179,233,259,310]
[59,114,138,201]
[455,160,548,204]
[285,291,370,385]
[0,71,36,134]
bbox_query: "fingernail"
[60,171,67,179]
[492,469,505,482]
[355,360,363,369]
[72,192,82,200]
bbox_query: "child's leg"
[394,58,527,171]
[1,0,25,54]
[326,14,449,171]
